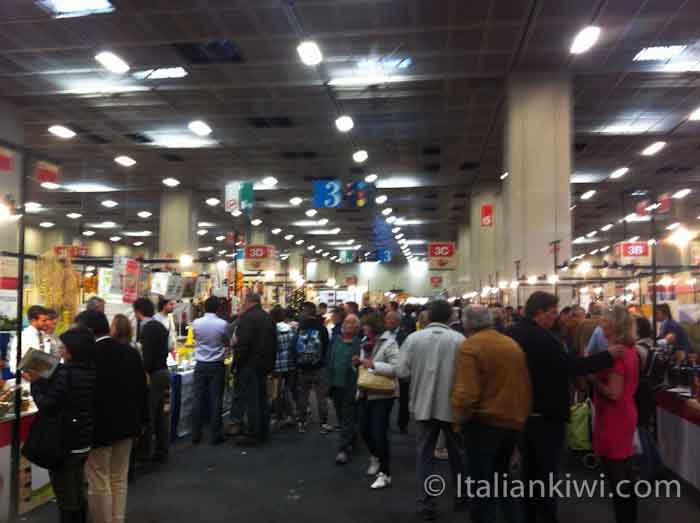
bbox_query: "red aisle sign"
[635,200,650,216]
[0,147,14,172]
[245,245,271,259]
[428,242,457,270]
[35,161,59,184]
[53,245,88,258]
[122,259,140,304]
[244,244,275,271]
[618,242,649,257]
[657,193,671,214]
[480,204,494,227]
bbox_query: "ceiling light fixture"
[667,222,681,231]
[38,0,115,18]
[188,120,212,136]
[197,222,214,228]
[600,224,613,232]
[271,228,282,235]
[570,26,601,55]
[101,200,118,208]
[162,177,180,187]
[580,190,596,200]
[375,195,388,205]
[629,236,640,242]
[39,221,54,228]
[297,41,323,66]
[232,210,242,217]
[133,67,188,80]
[289,197,303,206]
[609,167,629,179]
[261,176,278,187]
[198,246,213,252]
[123,230,151,237]
[296,239,304,245]
[633,45,686,62]
[133,241,144,247]
[197,229,208,236]
[305,209,318,217]
[215,235,225,241]
[95,51,130,74]
[25,202,42,213]
[284,234,294,240]
[335,115,354,133]
[114,155,136,167]
[641,141,666,156]
[83,230,95,237]
[205,198,220,206]
[48,125,75,139]
[137,211,152,219]
[66,212,82,219]
[251,219,263,226]
[40,182,60,190]
[672,188,691,199]
[381,207,393,216]
[365,173,378,183]
[386,216,397,224]
[689,107,700,121]
[391,227,401,233]
[353,150,368,163]
[109,236,121,242]
[500,172,509,180]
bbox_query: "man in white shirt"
[7,305,49,373]
[154,297,176,351]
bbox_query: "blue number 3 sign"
[313,180,342,208]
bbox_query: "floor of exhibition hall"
[23,415,700,523]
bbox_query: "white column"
[158,191,199,258]
[469,187,504,289]
[503,74,572,281]
[0,99,23,252]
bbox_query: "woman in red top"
[589,305,639,523]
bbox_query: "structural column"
[159,190,199,258]
[455,219,471,294]
[469,187,504,290]
[503,73,572,282]
[0,99,23,252]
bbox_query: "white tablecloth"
[657,406,700,490]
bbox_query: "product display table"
[656,390,700,491]
[170,369,195,439]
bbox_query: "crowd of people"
[7,289,670,523]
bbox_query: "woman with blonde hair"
[588,305,639,523]
[111,314,134,348]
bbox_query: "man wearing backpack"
[295,302,331,434]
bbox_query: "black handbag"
[22,369,71,470]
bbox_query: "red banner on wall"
[480,204,493,227]
[35,161,60,184]
[0,147,14,172]
[122,258,140,303]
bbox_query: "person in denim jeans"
[270,306,297,429]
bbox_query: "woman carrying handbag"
[354,313,400,490]
[23,326,97,523]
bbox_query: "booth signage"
[122,258,140,303]
[480,204,494,227]
[53,245,88,258]
[428,242,456,270]
[430,276,443,289]
[244,244,275,271]
[377,249,392,263]
[614,241,651,265]
[657,193,671,214]
[313,179,343,208]
[34,161,59,184]
[224,182,241,213]
[0,147,14,172]
[345,275,358,286]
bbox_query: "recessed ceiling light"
[66,212,82,219]
[89,221,117,229]
[137,211,152,219]
[39,221,54,228]
[162,177,180,187]
[381,207,393,216]
[271,228,282,235]
[48,125,75,139]
[198,246,213,252]
[101,200,118,208]
[365,174,378,183]
[197,229,208,236]
[289,197,303,206]
[353,150,368,163]
[297,41,323,66]
[600,224,613,232]
[500,172,509,180]
[392,227,401,233]
[395,233,404,240]
[197,222,215,228]
[262,176,278,187]
[123,230,152,237]
[672,188,691,199]
[114,155,136,167]
[306,209,318,217]
[284,234,294,240]
[188,120,212,136]
[633,45,686,62]
[609,167,629,179]
[83,230,95,237]
[133,241,144,247]
[40,181,61,190]
[375,195,388,205]
[133,67,188,80]
[251,219,263,226]
[95,51,130,74]
[110,236,121,242]
[689,107,700,121]
[296,239,304,245]
[322,252,330,257]
[232,210,242,217]
[307,246,315,251]
[580,190,596,200]
[641,141,666,156]
[205,198,220,206]
[570,26,601,55]
[335,115,354,133]
[386,216,397,224]
[38,0,115,18]
[315,249,323,254]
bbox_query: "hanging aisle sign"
[313,180,343,208]
[428,242,456,270]
[240,182,254,213]
[480,204,494,227]
[122,258,140,303]
[225,182,241,213]
[614,241,650,265]
[35,161,60,184]
[338,250,355,264]
[0,147,14,172]
[377,249,392,263]
[244,244,276,271]
[430,276,443,289]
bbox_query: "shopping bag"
[567,400,593,452]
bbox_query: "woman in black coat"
[23,326,96,523]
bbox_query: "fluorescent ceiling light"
[375,195,388,205]
[289,197,303,206]
[308,228,341,235]
[251,219,263,226]
[600,224,613,232]
[284,234,294,240]
[109,236,121,242]
[609,167,629,179]
[586,231,598,238]
[672,188,691,199]
[633,45,686,62]
[40,182,60,190]
[689,107,700,121]
[292,220,329,227]
[305,209,318,217]
[48,125,75,139]
[667,222,681,231]
[296,239,304,245]
[580,190,596,200]
[629,236,640,242]
[114,155,136,167]
[297,41,323,66]
[600,246,610,252]
[395,234,404,240]
[188,120,212,136]
[198,246,213,252]
[500,172,509,180]
[137,211,152,219]
[335,115,354,133]
[64,182,116,193]
[376,177,421,189]
[216,235,225,241]
[328,74,409,87]
[39,221,54,228]
[353,150,368,163]
[162,177,180,187]
[124,230,152,237]
[38,0,115,18]
[624,213,651,223]
[197,222,215,227]
[101,199,118,208]
[133,67,188,80]
[197,229,208,236]
[365,173,378,183]
[386,216,397,224]
[95,51,130,74]
[271,228,282,235]
[82,230,95,237]
[66,212,82,219]
[261,176,278,187]
[205,198,220,206]
[641,141,666,156]
[148,133,217,148]
[570,26,601,55]
[381,207,393,216]
[391,227,401,233]
[88,221,117,229]
[232,210,242,217]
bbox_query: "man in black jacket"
[133,298,171,463]
[507,292,625,523]
[76,310,148,523]
[233,293,277,445]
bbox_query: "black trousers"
[49,453,88,522]
[398,379,410,431]
[603,458,638,523]
[192,361,226,442]
[359,398,394,475]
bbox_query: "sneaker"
[370,472,392,489]
[335,451,349,465]
[320,423,333,435]
[297,422,306,434]
[366,456,380,476]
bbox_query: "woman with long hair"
[110,314,134,347]
[355,313,399,489]
[589,305,639,523]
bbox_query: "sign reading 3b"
[428,242,456,270]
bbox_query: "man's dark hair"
[362,313,385,336]
[636,316,653,339]
[302,301,317,316]
[133,297,155,318]
[75,310,110,337]
[525,291,559,319]
[44,308,58,320]
[560,306,572,316]
[59,326,96,364]
[345,301,359,315]
[204,296,219,314]
[657,303,672,320]
[27,305,47,322]
[388,301,399,311]
[86,296,105,311]
[158,297,171,312]
[427,300,452,324]
[285,307,296,321]
[246,293,262,305]
[319,302,328,310]
[505,306,514,312]
[271,305,285,324]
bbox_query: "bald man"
[327,314,361,464]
